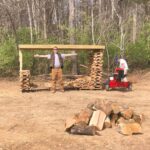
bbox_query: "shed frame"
[18,44,105,72]
[19,44,105,91]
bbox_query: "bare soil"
[0,71,150,150]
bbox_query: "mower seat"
[115,68,124,81]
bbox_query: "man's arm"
[34,54,50,59]
[62,53,77,58]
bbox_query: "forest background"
[0,0,150,76]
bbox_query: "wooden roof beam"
[19,44,105,50]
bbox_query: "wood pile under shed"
[64,50,104,90]
[65,100,144,136]
[20,70,31,92]
[90,51,103,89]
[19,44,105,91]
[64,76,92,89]
[20,50,104,91]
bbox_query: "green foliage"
[103,44,120,73]
[126,42,149,69]
[126,22,150,69]
[77,51,89,74]
[17,28,32,44]
[0,38,18,76]
[16,28,34,71]
[0,20,150,77]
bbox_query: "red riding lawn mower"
[104,68,132,91]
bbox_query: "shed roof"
[19,44,105,51]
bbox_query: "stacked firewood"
[74,76,92,89]
[90,51,103,89]
[64,80,75,89]
[64,50,104,90]
[20,70,31,91]
[64,76,92,89]
[65,100,144,136]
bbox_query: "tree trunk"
[32,0,38,38]
[69,0,77,75]
[111,0,125,56]
[36,0,40,39]
[91,0,95,44]
[27,0,33,44]
[111,0,115,19]
[133,4,137,44]
[52,0,57,24]
[43,2,47,39]
[120,17,124,56]
[17,2,21,28]
[69,0,75,44]
[2,0,18,48]
[99,0,102,15]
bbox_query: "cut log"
[70,121,97,136]
[94,100,113,115]
[111,103,120,114]
[87,102,95,110]
[117,117,126,124]
[133,113,144,125]
[110,114,119,127]
[118,122,142,135]
[120,108,134,120]
[104,117,112,128]
[89,110,106,130]
[89,110,100,126]
[65,117,76,131]
[97,110,107,130]
[75,109,93,124]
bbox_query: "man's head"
[53,46,58,53]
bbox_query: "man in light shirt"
[34,46,77,93]
[118,58,129,81]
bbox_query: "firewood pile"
[65,100,144,136]
[20,70,31,91]
[90,51,103,89]
[19,50,104,91]
[64,76,92,89]
[64,51,104,90]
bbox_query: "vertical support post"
[19,49,23,76]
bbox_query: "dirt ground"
[0,71,150,150]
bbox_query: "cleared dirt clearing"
[0,72,150,150]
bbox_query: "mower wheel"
[128,83,132,91]
[105,84,110,91]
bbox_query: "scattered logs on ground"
[65,100,144,136]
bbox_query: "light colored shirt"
[119,59,128,70]
[47,53,77,68]
[34,53,77,68]
[47,54,65,68]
